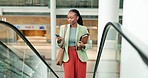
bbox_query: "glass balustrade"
[95,26,121,78]
[93,22,148,78]
[0,21,58,78]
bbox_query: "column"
[0,8,2,16]
[1,8,6,21]
[50,0,56,60]
[98,0,119,48]
[97,0,119,78]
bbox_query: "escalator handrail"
[0,21,59,78]
[93,22,148,78]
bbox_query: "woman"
[57,9,92,78]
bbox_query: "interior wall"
[0,16,98,43]
[121,0,148,78]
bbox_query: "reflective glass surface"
[0,23,57,78]
[94,25,148,78]
[56,0,98,8]
[0,0,48,6]
[95,26,121,78]
[0,0,123,9]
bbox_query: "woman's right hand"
[57,37,64,43]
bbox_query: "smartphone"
[55,34,60,37]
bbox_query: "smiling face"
[67,12,79,26]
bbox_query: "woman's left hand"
[77,41,85,49]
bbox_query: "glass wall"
[0,0,123,9]
[56,0,98,8]
[120,0,123,9]
[0,0,48,6]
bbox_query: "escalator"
[93,22,148,78]
[1,20,148,78]
[0,21,58,78]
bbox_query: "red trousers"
[64,46,86,78]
